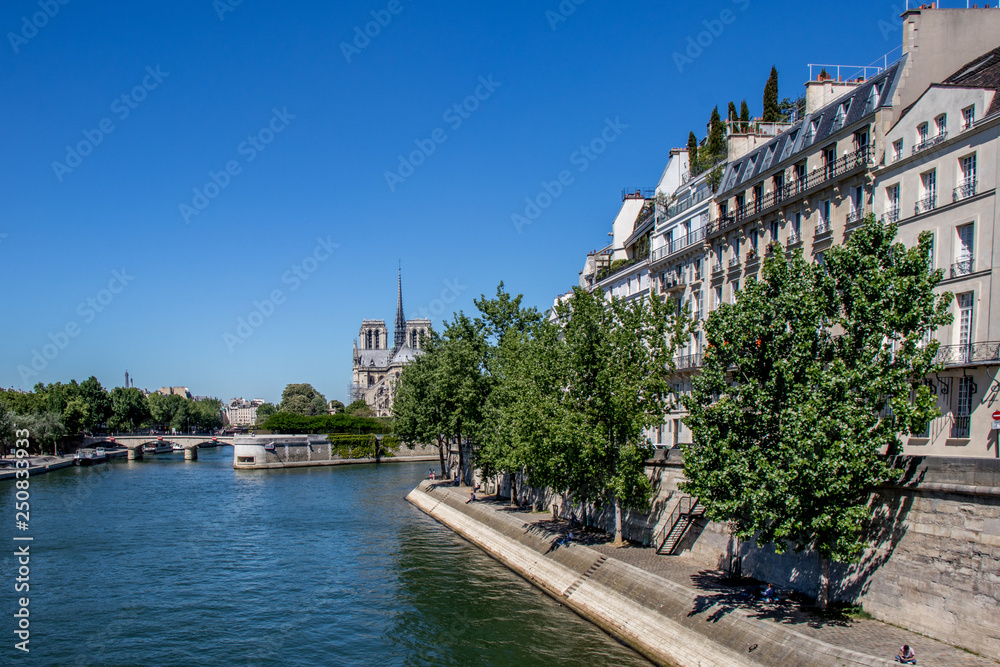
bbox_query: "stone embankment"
[408,481,997,667]
[0,455,75,481]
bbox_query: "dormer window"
[803,119,818,145]
[864,85,879,114]
[935,114,947,137]
[780,130,799,161]
[833,102,849,130]
[962,105,975,130]
[742,157,756,182]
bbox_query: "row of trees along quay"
[394,217,953,608]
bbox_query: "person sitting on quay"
[761,583,777,603]
[465,491,476,504]
[895,644,916,664]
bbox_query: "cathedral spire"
[394,265,406,350]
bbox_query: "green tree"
[327,400,345,414]
[779,95,805,122]
[394,330,450,476]
[682,217,952,607]
[540,287,692,544]
[739,99,751,131]
[79,376,111,432]
[344,399,374,417]
[256,402,277,422]
[762,66,780,122]
[727,100,738,127]
[18,412,66,455]
[62,397,90,434]
[110,387,151,432]
[280,383,328,416]
[687,131,700,176]
[704,106,726,167]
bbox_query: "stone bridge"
[82,434,234,461]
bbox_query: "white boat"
[172,443,185,452]
[74,448,107,466]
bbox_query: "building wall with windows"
[874,63,999,457]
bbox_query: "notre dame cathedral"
[350,271,431,417]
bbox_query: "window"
[791,212,802,243]
[780,130,798,160]
[753,183,763,212]
[818,200,831,233]
[935,114,947,137]
[926,231,935,269]
[917,170,936,213]
[957,291,974,347]
[962,105,975,130]
[892,139,903,162]
[714,285,723,308]
[848,186,864,224]
[823,145,836,179]
[736,193,746,217]
[731,281,739,304]
[955,223,974,275]
[834,103,847,129]
[865,85,879,113]
[853,128,869,152]
[769,219,779,241]
[773,171,784,195]
[696,290,703,320]
[794,162,806,191]
[750,230,758,252]
[742,158,756,182]
[961,154,977,185]
[719,201,728,218]
[954,376,974,438]
[917,122,929,144]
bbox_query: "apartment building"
[874,47,1000,457]
[226,398,266,426]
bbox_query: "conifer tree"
[687,131,700,176]
[762,66,780,122]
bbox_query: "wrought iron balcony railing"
[815,218,832,236]
[728,256,741,269]
[651,226,707,264]
[951,258,975,278]
[787,231,801,245]
[953,179,977,202]
[951,415,970,439]
[882,206,900,224]
[712,262,724,275]
[672,352,703,371]
[846,209,863,226]
[915,193,936,215]
[933,341,1000,366]
[912,131,947,155]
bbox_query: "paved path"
[458,490,998,667]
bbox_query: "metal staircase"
[654,496,704,555]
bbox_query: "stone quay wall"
[233,435,438,469]
[494,453,1000,660]
[407,481,898,667]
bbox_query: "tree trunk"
[437,436,446,478]
[817,557,830,609]
[613,497,624,546]
[456,427,464,486]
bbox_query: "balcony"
[673,352,703,371]
[715,145,872,234]
[712,262,724,276]
[745,249,760,265]
[662,275,686,294]
[934,341,1000,366]
[728,256,741,270]
[651,227,707,264]
[622,187,656,201]
[705,214,737,237]
[846,209,863,226]
[914,193,936,215]
[815,218,832,236]
[953,180,977,203]
[912,131,947,155]
[882,206,900,224]
[950,258,975,278]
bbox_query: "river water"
[1,448,650,666]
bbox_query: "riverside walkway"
[441,485,998,667]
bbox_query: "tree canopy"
[762,66,780,122]
[681,216,952,603]
[280,383,328,416]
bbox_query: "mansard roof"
[718,57,905,198]
[942,46,1000,116]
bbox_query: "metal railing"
[953,180,977,202]
[915,193,936,215]
[815,218,832,236]
[712,262,724,275]
[934,341,1000,366]
[951,415,971,438]
[912,131,947,155]
[787,231,801,245]
[728,256,741,269]
[663,188,713,220]
[716,145,872,231]
[651,227,707,264]
[846,209,863,225]
[951,258,975,278]
[883,206,900,224]
[622,187,656,201]
[745,249,759,263]
[673,352,703,371]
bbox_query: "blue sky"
[1,0,911,403]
